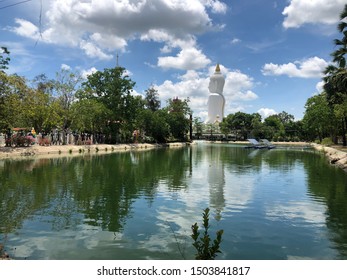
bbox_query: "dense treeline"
[1,5,346,146]
[0,61,191,143]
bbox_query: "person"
[31,127,36,138]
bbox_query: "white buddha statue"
[206,63,225,124]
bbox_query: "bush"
[6,134,35,147]
[191,208,224,260]
[321,137,334,146]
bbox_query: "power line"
[0,0,32,10]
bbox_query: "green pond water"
[1,142,347,260]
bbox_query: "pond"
[1,142,347,260]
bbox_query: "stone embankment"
[311,143,347,172]
[0,142,189,160]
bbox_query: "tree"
[275,111,300,141]
[165,97,192,141]
[80,66,136,143]
[0,72,28,129]
[323,4,347,146]
[70,99,111,133]
[32,74,54,96]
[219,112,261,140]
[264,115,285,140]
[277,111,294,124]
[193,117,204,139]
[302,93,337,142]
[250,113,265,139]
[0,47,10,71]
[25,74,58,132]
[137,109,170,143]
[144,86,160,111]
[53,68,83,131]
[21,88,58,133]
[231,112,253,140]
[219,114,234,136]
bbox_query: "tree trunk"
[343,117,347,146]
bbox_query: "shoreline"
[0,142,188,160]
[1,141,346,173]
[311,143,347,173]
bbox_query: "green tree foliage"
[264,115,285,140]
[70,99,112,133]
[0,47,10,72]
[323,4,347,146]
[302,93,337,142]
[53,68,83,133]
[144,86,161,111]
[137,109,170,143]
[0,71,62,132]
[0,72,29,129]
[165,97,192,141]
[193,117,204,139]
[80,66,137,143]
[32,74,54,95]
[21,88,58,132]
[220,112,262,140]
[232,112,254,140]
[0,61,191,144]
[28,74,59,132]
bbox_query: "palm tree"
[323,4,347,146]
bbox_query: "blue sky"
[0,0,345,121]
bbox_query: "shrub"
[191,208,224,260]
[321,137,334,146]
[6,134,35,147]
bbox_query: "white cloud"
[158,47,211,70]
[80,40,113,60]
[81,67,98,79]
[11,18,40,39]
[257,108,277,119]
[90,33,128,52]
[262,57,329,78]
[207,0,228,14]
[9,0,221,61]
[225,70,257,100]
[0,41,42,74]
[282,0,346,28]
[160,45,173,54]
[61,64,71,70]
[231,38,241,44]
[315,80,325,93]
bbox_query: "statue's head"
[208,64,225,94]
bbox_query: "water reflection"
[1,143,347,259]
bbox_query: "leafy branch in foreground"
[191,208,224,260]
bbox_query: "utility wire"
[35,0,43,46]
[0,0,32,10]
